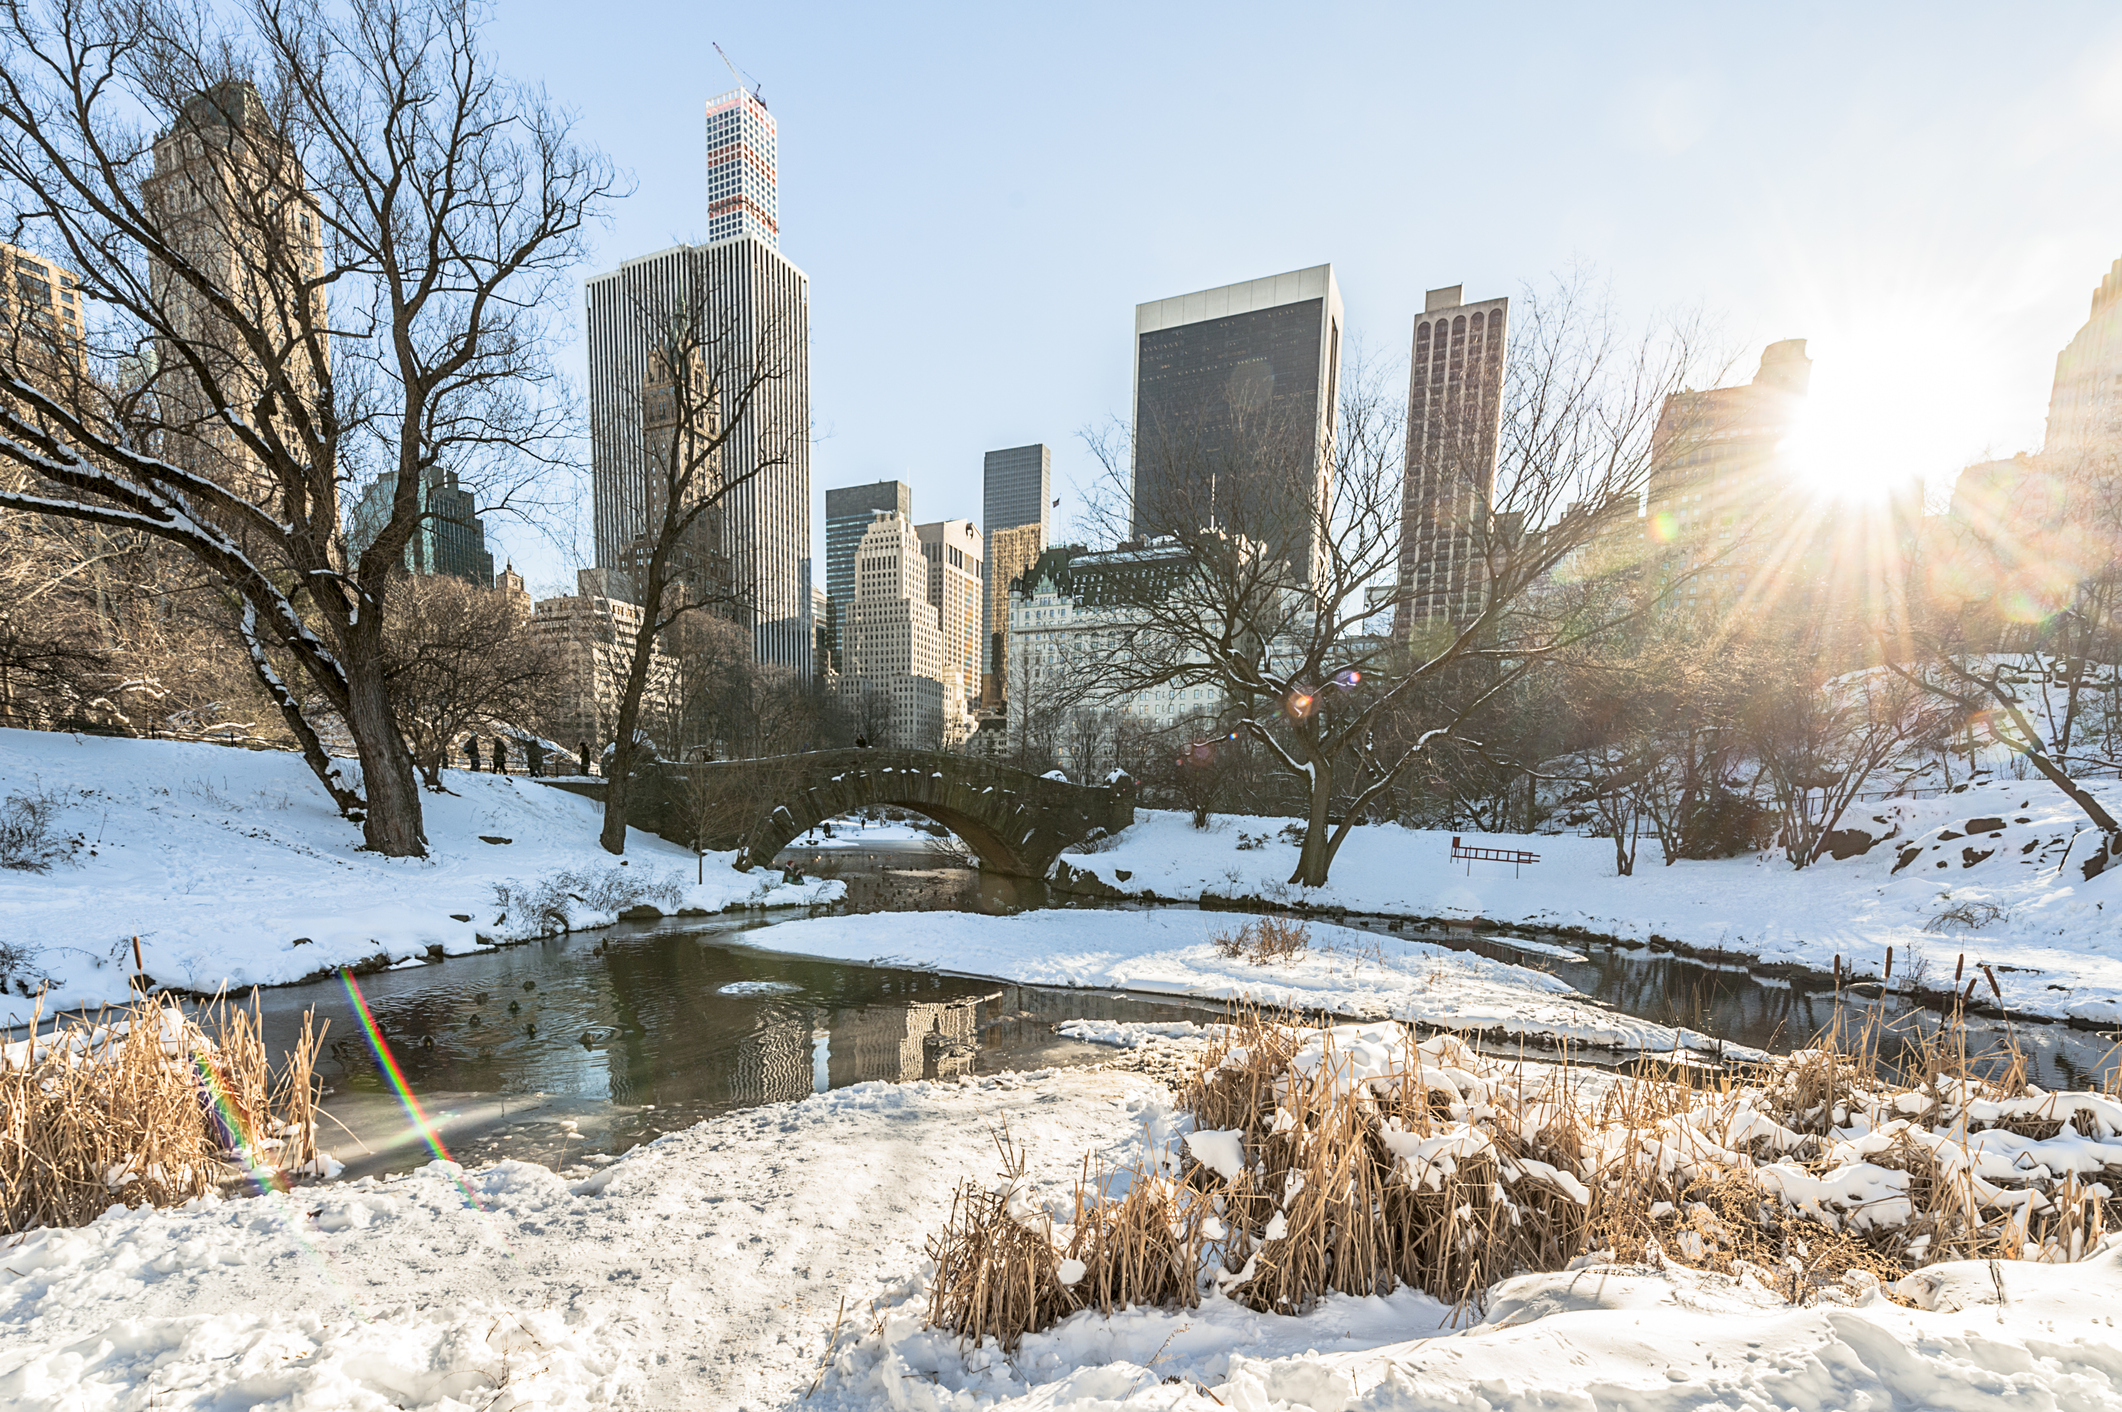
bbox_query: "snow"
[0,1067,1170,1411]
[815,1243,2122,1412]
[6,1029,2119,1411]
[791,817,944,847]
[1057,787,2122,1024]
[0,729,840,1024]
[1057,1018,1221,1048]
[743,908,1759,1057]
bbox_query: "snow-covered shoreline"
[1047,787,2122,1027]
[6,1043,2118,1412]
[738,908,1757,1058]
[0,729,839,1025]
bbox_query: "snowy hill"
[0,729,835,1023]
[1055,778,2122,1027]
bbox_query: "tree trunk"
[600,740,634,855]
[343,659,427,855]
[1289,760,1335,888]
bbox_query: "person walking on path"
[491,737,509,774]
[524,739,546,777]
[464,737,482,773]
[579,740,592,776]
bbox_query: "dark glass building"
[345,468,495,585]
[586,237,813,676]
[1131,266,1342,578]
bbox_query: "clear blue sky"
[477,0,2122,595]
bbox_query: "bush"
[0,792,73,872]
[3,996,326,1233]
[490,865,684,935]
[1210,916,1310,966]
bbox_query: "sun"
[1767,275,2038,512]
[1781,361,1923,506]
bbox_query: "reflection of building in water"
[727,1008,814,1105]
[822,999,981,1086]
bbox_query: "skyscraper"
[918,518,983,709]
[1131,266,1342,577]
[842,511,947,749]
[981,444,1050,710]
[0,242,87,398]
[345,468,495,585]
[586,86,810,675]
[983,444,1051,540]
[141,81,327,514]
[2047,258,2122,456]
[704,87,778,247]
[1396,285,1508,636]
[823,479,913,671]
[1641,339,1811,615]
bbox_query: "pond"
[253,905,1215,1181]
[241,833,2118,1180]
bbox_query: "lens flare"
[338,968,500,1223]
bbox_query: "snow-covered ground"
[0,729,838,1024]
[791,818,945,848]
[742,908,1752,1056]
[1058,779,2122,1025]
[6,1052,2117,1412]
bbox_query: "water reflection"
[252,915,1215,1179]
[235,845,2122,1180]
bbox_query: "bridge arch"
[653,749,1135,878]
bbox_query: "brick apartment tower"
[1396,286,1507,638]
[142,82,328,526]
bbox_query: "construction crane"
[712,42,766,108]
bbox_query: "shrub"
[0,792,73,872]
[924,1005,2121,1346]
[490,865,684,935]
[1210,916,1310,966]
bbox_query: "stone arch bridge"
[593,749,1135,878]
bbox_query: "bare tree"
[0,0,611,853]
[379,573,551,788]
[1890,649,2122,881]
[1889,475,2122,879]
[593,279,795,854]
[1079,283,1713,887]
[1747,647,1948,869]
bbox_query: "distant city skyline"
[470,3,2122,600]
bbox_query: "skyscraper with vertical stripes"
[586,87,811,676]
[1396,285,1507,636]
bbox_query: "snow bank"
[816,1242,2122,1411]
[9,1028,2119,1412]
[1055,785,2122,1024]
[0,728,840,1023]
[744,908,1758,1056]
[0,1067,1169,1411]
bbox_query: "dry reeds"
[2,993,327,1233]
[1210,917,1311,966]
[924,998,2122,1349]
